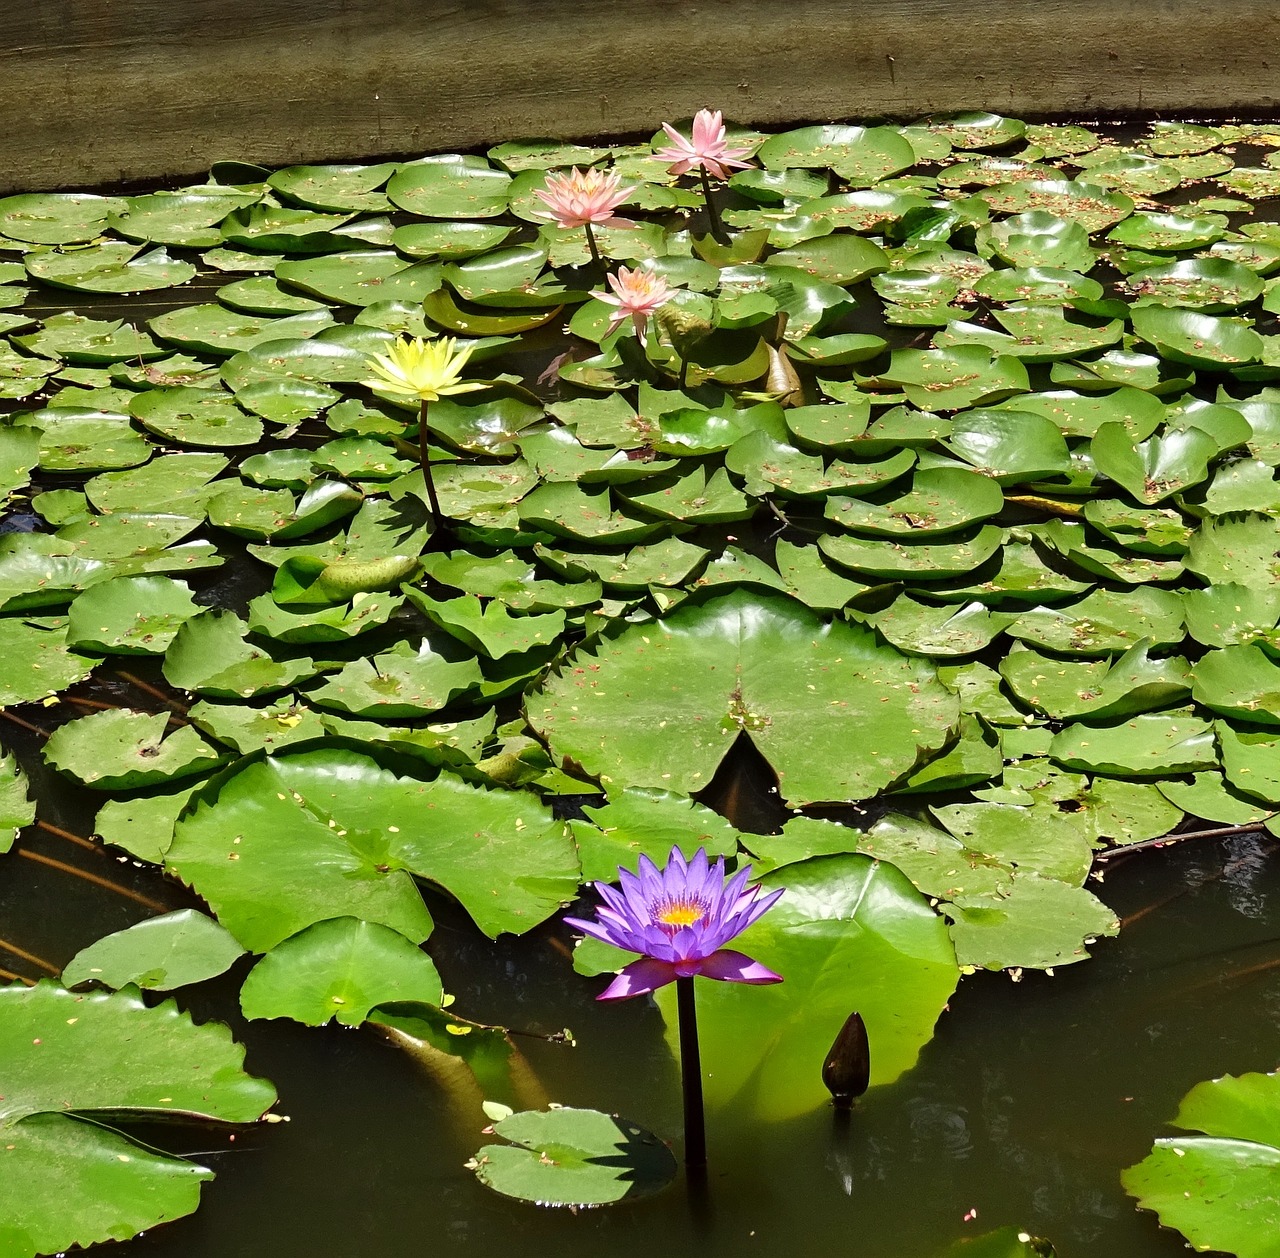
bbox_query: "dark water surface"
[6,822,1267,1258]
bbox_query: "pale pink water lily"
[596,266,675,338]
[654,109,754,181]
[534,166,635,230]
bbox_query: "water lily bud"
[822,1011,870,1107]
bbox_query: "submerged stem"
[114,670,188,717]
[676,976,707,1177]
[418,398,447,534]
[17,850,169,912]
[0,966,35,987]
[1096,820,1270,863]
[35,819,99,855]
[0,935,59,975]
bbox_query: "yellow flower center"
[653,897,706,930]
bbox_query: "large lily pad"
[530,588,958,805]
[1123,1070,1280,1258]
[167,748,578,948]
[239,917,443,1026]
[0,982,275,1258]
[649,854,959,1120]
[61,910,246,992]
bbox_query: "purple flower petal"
[697,949,784,985]
[597,957,679,1001]
[565,846,785,996]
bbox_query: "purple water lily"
[566,847,784,1001]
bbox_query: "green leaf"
[1000,641,1190,722]
[62,909,245,991]
[169,747,577,945]
[0,192,126,244]
[819,524,1005,580]
[1192,644,1280,725]
[0,618,96,704]
[1008,587,1185,655]
[307,637,484,718]
[1123,1070,1280,1258]
[472,1107,677,1206]
[827,467,1004,537]
[944,409,1071,482]
[276,251,442,307]
[130,386,263,448]
[945,873,1119,970]
[570,788,741,883]
[652,854,958,1120]
[0,752,34,854]
[150,305,333,356]
[1049,711,1217,776]
[530,589,958,806]
[239,917,443,1026]
[1187,515,1280,586]
[387,158,512,219]
[874,345,1030,409]
[66,575,201,654]
[0,982,275,1257]
[163,609,319,699]
[43,708,226,790]
[26,242,196,294]
[1130,305,1264,369]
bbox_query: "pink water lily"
[596,265,675,338]
[654,108,754,181]
[534,166,635,230]
[565,847,784,1001]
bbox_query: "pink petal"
[697,949,783,985]
[597,957,679,1001]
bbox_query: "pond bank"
[11,0,1279,193]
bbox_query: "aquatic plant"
[0,104,1278,1252]
[567,846,782,1171]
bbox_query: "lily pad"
[0,982,275,1258]
[530,588,958,805]
[62,910,246,992]
[1123,1070,1280,1258]
[651,854,959,1120]
[239,917,443,1027]
[43,708,226,790]
[471,1107,677,1207]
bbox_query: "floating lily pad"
[0,982,274,1258]
[65,575,202,654]
[62,910,246,992]
[43,708,226,790]
[530,588,958,805]
[240,917,443,1027]
[1049,711,1217,777]
[652,854,958,1119]
[1123,1070,1280,1258]
[471,1107,677,1207]
[27,242,196,294]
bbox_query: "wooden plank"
[6,0,1278,191]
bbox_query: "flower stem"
[584,222,604,271]
[418,399,446,533]
[699,167,725,243]
[676,976,707,1174]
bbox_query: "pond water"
[4,110,1280,1258]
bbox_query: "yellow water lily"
[362,335,485,402]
